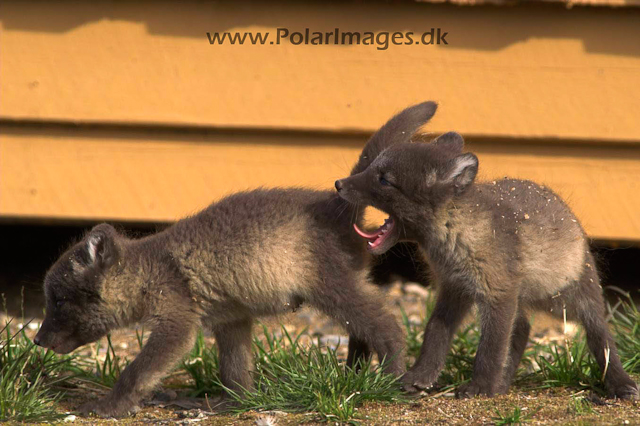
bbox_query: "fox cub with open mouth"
[335,113,638,400]
[33,101,438,417]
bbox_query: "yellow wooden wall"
[1,1,640,241]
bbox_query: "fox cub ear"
[446,153,478,195]
[432,131,464,154]
[82,223,119,267]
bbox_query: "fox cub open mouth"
[353,218,395,249]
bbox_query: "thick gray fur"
[336,120,638,400]
[34,101,438,417]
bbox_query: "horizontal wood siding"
[2,127,640,241]
[1,1,639,242]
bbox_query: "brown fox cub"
[34,101,438,417]
[335,125,638,399]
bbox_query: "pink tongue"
[353,223,382,240]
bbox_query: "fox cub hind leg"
[567,259,638,399]
[311,279,406,377]
[498,310,531,394]
[214,318,255,401]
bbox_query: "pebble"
[319,334,348,348]
[255,415,278,426]
[403,283,430,299]
[408,315,424,327]
[176,409,207,421]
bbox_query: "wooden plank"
[1,1,640,141]
[2,127,640,241]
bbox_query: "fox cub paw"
[456,381,496,399]
[78,397,140,418]
[400,369,437,394]
[610,382,639,401]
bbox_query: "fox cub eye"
[56,300,65,308]
[379,176,392,186]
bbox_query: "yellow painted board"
[2,127,640,241]
[1,1,640,141]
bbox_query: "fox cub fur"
[336,110,638,400]
[34,101,438,417]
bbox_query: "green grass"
[493,405,536,425]
[401,297,479,392]
[401,308,424,363]
[403,292,636,396]
[91,292,640,424]
[88,334,127,387]
[0,319,79,422]
[514,290,640,395]
[182,331,223,397]
[186,325,405,423]
[5,287,640,424]
[438,322,479,391]
[79,328,147,388]
[569,395,596,416]
[242,326,404,422]
[520,335,605,394]
[609,291,640,374]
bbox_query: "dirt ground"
[51,391,640,425]
[9,281,638,425]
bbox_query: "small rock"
[402,283,430,299]
[63,415,76,422]
[407,315,424,327]
[319,335,347,349]
[255,415,278,426]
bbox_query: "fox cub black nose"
[335,180,344,192]
[33,336,42,346]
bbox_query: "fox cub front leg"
[456,294,518,398]
[79,319,197,417]
[402,285,473,393]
